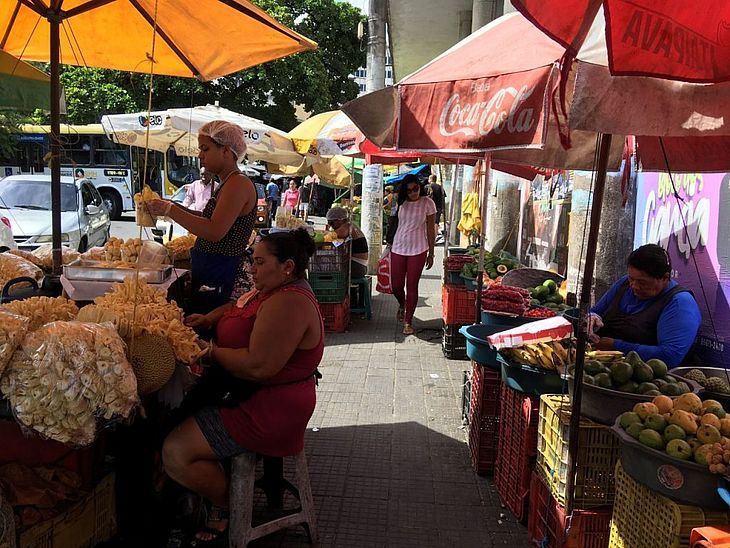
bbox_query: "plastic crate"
[528,471,613,548]
[468,362,501,475]
[442,285,477,324]
[18,474,116,548]
[690,526,730,547]
[494,383,540,523]
[537,395,621,508]
[309,241,351,273]
[310,271,349,303]
[442,322,468,360]
[609,461,730,548]
[319,295,350,333]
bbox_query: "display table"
[60,268,188,301]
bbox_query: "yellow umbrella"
[270,156,352,188]
[0,1,317,80]
[288,110,360,157]
[0,0,316,273]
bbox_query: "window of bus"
[61,135,91,166]
[93,135,129,167]
[166,149,199,188]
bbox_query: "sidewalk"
[253,247,531,547]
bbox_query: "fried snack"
[101,237,142,263]
[1,296,79,332]
[0,310,30,376]
[165,234,196,261]
[30,244,80,270]
[80,247,106,261]
[91,278,204,364]
[133,185,160,227]
[0,253,43,290]
[1,321,138,445]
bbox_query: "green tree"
[47,0,366,131]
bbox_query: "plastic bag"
[0,253,43,290]
[31,244,80,270]
[2,296,79,331]
[0,321,139,446]
[376,246,393,294]
[0,309,30,377]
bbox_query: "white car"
[0,217,16,251]
[0,175,110,252]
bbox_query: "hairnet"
[326,207,349,222]
[199,120,247,161]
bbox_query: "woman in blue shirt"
[589,244,701,368]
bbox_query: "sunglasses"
[406,186,420,193]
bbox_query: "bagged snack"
[0,309,30,376]
[0,253,43,291]
[31,244,80,270]
[134,185,160,227]
[2,296,79,331]
[0,321,138,445]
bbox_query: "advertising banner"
[634,172,730,364]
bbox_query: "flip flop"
[403,324,415,335]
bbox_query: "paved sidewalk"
[252,248,531,548]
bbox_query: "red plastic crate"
[442,285,478,325]
[468,362,501,475]
[528,471,613,548]
[494,383,540,523]
[319,295,350,333]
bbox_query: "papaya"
[695,444,713,465]
[673,393,703,415]
[633,402,659,421]
[697,424,722,445]
[652,395,674,414]
[704,405,726,419]
[720,418,730,436]
[700,414,722,429]
[703,399,724,411]
[669,409,699,435]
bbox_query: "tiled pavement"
[251,248,531,547]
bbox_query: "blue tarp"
[383,164,429,186]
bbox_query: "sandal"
[402,323,415,335]
[397,307,405,322]
[189,506,229,547]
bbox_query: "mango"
[697,424,722,445]
[633,402,659,421]
[652,395,673,414]
[669,409,699,435]
[673,393,702,415]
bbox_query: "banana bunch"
[585,350,624,362]
[501,340,576,371]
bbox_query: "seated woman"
[162,228,322,546]
[325,207,369,278]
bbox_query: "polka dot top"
[194,173,256,257]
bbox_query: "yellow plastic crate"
[609,461,730,548]
[537,394,621,508]
[18,474,116,548]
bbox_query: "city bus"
[0,124,198,219]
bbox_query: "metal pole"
[475,155,491,324]
[564,133,613,514]
[49,11,62,275]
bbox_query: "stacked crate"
[467,361,502,475]
[309,241,351,333]
[528,394,621,547]
[441,283,476,360]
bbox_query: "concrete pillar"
[485,175,521,256]
[458,10,473,40]
[366,0,386,92]
[567,171,637,302]
[472,0,502,32]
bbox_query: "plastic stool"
[350,276,372,320]
[229,449,317,547]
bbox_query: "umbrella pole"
[564,133,613,515]
[476,155,491,324]
[50,15,62,276]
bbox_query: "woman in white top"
[390,174,436,335]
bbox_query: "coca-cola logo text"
[438,85,536,138]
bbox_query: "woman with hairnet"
[148,120,258,314]
[326,207,369,278]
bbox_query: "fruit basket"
[498,354,568,396]
[673,366,730,408]
[611,414,727,510]
[566,351,702,425]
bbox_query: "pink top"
[391,196,437,256]
[182,180,217,212]
[282,189,300,209]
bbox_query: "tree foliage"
[31,0,366,131]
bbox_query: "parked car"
[0,175,110,252]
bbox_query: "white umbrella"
[101,104,304,166]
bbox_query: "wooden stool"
[350,276,372,320]
[229,449,317,547]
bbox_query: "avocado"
[584,360,605,376]
[625,351,643,368]
[594,372,614,389]
[662,375,677,384]
[646,358,668,378]
[632,362,654,383]
[676,381,691,394]
[584,374,595,385]
[660,382,682,396]
[617,380,639,393]
[637,382,659,394]
[610,362,634,384]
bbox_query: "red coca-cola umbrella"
[342,13,627,171]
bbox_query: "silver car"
[0,175,110,252]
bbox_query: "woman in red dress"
[162,228,322,545]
